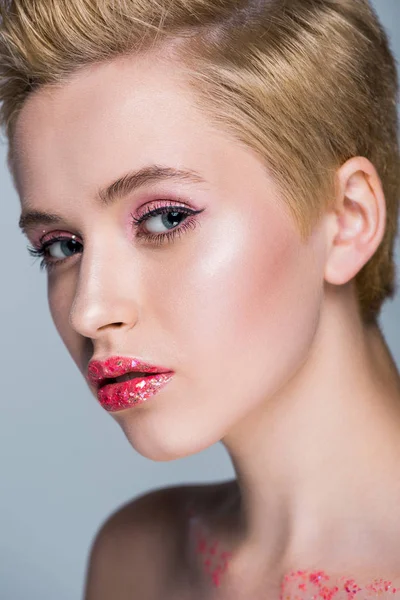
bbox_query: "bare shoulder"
[83,484,194,600]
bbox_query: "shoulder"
[83,484,193,600]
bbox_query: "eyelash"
[27,200,204,273]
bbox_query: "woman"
[1,0,400,597]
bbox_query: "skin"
[12,48,400,598]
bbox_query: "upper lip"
[87,356,173,390]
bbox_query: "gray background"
[0,1,399,598]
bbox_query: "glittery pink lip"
[87,356,174,412]
[96,372,174,412]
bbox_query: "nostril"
[98,322,124,331]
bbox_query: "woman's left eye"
[141,210,187,233]
[131,202,205,245]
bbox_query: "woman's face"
[14,52,328,460]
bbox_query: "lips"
[109,371,149,386]
[87,356,172,389]
[87,356,174,412]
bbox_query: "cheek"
[178,212,317,331]
[47,273,83,365]
[119,210,326,459]
[157,209,325,404]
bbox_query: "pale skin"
[12,48,400,598]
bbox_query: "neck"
[221,285,400,583]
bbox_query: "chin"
[113,413,221,462]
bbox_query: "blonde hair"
[0,0,399,323]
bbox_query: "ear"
[324,156,387,286]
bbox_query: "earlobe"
[323,157,387,287]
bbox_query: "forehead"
[12,50,287,231]
[15,51,198,141]
[12,52,225,203]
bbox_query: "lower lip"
[97,372,174,412]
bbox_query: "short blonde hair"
[0,0,399,323]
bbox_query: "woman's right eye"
[46,238,82,259]
[28,236,83,271]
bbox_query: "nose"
[69,243,139,339]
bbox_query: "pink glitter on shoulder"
[281,569,400,600]
[186,499,233,589]
[186,502,400,597]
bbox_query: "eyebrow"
[18,165,207,232]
